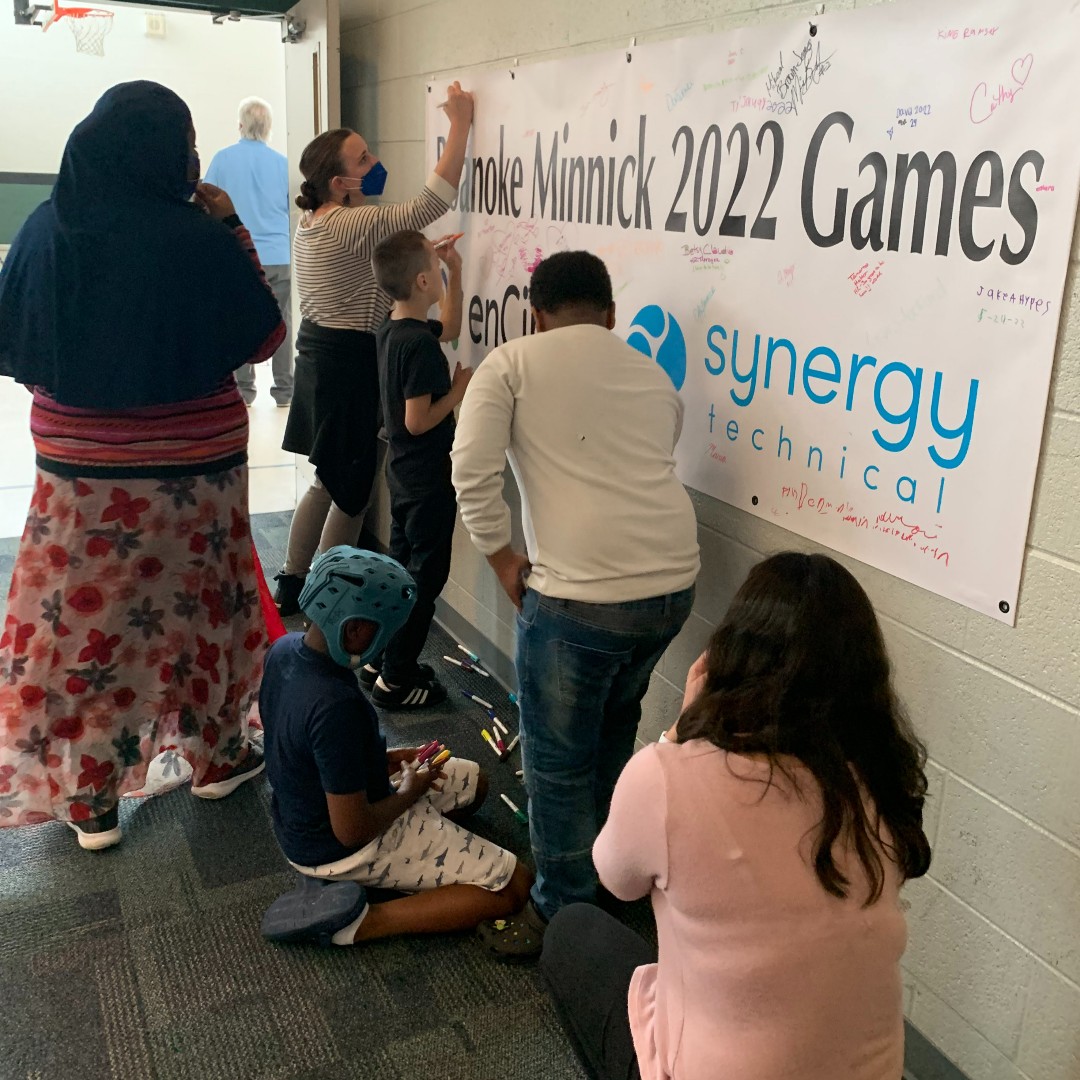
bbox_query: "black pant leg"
[381,482,456,683]
[540,904,650,1080]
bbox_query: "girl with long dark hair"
[541,552,932,1080]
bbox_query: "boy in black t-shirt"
[367,229,472,708]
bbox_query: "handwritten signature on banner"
[667,80,694,111]
[478,219,573,281]
[702,66,768,92]
[729,95,796,115]
[938,26,999,40]
[849,261,884,298]
[764,36,835,114]
[975,286,1053,314]
[580,82,615,118]
[970,54,1033,124]
[778,486,950,565]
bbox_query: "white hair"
[238,97,272,142]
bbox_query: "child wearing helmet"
[259,546,532,946]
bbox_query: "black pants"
[540,904,652,1080]
[380,479,456,683]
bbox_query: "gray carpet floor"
[0,510,654,1080]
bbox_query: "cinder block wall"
[338,2,1080,1076]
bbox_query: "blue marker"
[457,644,481,664]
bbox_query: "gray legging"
[236,264,294,404]
[540,903,649,1080]
[281,475,365,576]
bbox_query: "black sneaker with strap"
[273,572,304,618]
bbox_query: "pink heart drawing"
[1012,54,1033,87]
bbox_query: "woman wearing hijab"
[0,82,285,850]
[273,82,473,652]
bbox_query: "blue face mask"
[360,161,388,196]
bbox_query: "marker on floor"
[506,734,520,754]
[500,793,528,824]
[508,692,518,706]
[491,715,509,736]
[457,644,481,663]
[481,729,503,759]
[461,690,494,711]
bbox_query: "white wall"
[340,1,1080,1078]
[0,4,287,175]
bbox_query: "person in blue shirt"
[260,546,533,948]
[205,97,293,407]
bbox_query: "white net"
[64,9,113,56]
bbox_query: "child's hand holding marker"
[397,755,444,799]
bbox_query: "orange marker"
[434,232,464,249]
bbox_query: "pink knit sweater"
[593,740,907,1080]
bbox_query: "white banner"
[425,0,1080,624]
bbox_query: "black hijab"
[0,81,283,409]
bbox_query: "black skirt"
[282,319,381,516]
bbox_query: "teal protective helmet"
[298,546,417,669]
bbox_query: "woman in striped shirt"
[275,82,474,617]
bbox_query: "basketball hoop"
[43,0,113,56]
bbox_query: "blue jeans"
[515,586,694,920]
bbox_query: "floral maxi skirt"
[0,466,270,826]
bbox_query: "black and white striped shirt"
[293,172,455,331]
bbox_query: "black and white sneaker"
[359,662,434,692]
[371,670,447,710]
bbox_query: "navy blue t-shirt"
[261,633,392,866]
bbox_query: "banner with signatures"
[425,0,1080,623]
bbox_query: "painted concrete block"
[1049,261,1080,415]
[961,552,1079,707]
[692,525,761,623]
[654,609,713,684]
[883,621,1080,847]
[908,980,1032,1080]
[1016,966,1080,1080]
[932,778,1080,983]
[1028,412,1080,563]
[637,670,686,742]
[902,876,1032,1059]
[924,762,946,851]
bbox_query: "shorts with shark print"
[287,757,517,892]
